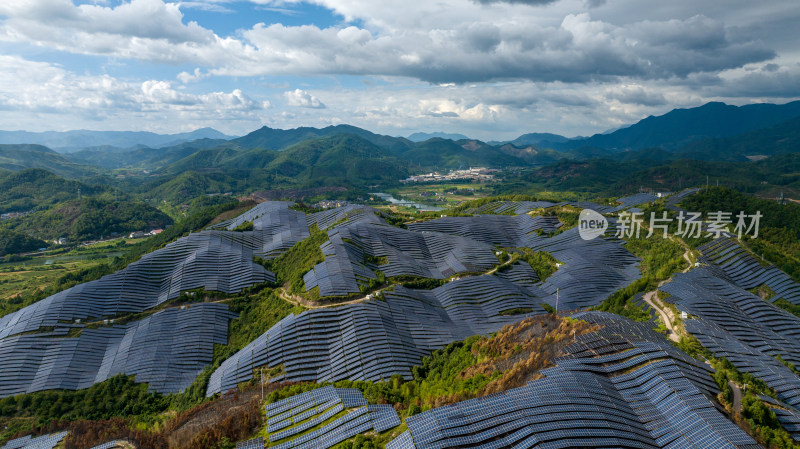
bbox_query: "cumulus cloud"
[284,89,326,108]
[0,1,777,84]
[0,55,268,131]
[0,0,797,138]
[606,85,667,106]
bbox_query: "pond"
[371,192,444,211]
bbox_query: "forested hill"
[2,197,172,241]
[0,144,98,178]
[534,100,800,152]
[0,169,109,213]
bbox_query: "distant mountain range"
[0,127,235,152]
[0,144,98,178]
[0,100,798,192]
[407,132,469,142]
[536,100,800,152]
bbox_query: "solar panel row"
[235,437,264,449]
[662,267,800,408]
[528,223,642,310]
[304,221,500,297]
[206,272,551,396]
[387,312,759,449]
[0,202,313,397]
[0,431,68,449]
[408,214,562,247]
[700,238,800,305]
[263,386,400,449]
[0,303,234,397]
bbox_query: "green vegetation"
[682,187,800,280]
[624,234,687,280]
[0,375,169,443]
[0,230,46,257]
[265,315,596,418]
[3,197,172,241]
[0,168,109,213]
[515,248,559,280]
[0,145,98,179]
[750,284,777,301]
[212,290,300,365]
[262,227,328,295]
[387,275,446,290]
[596,277,652,321]
[232,221,254,232]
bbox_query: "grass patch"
[261,227,328,296]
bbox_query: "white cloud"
[0,55,268,133]
[0,0,798,137]
[284,89,326,108]
[0,0,777,84]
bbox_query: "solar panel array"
[408,214,561,247]
[206,273,549,395]
[665,188,700,213]
[304,221,500,297]
[88,441,121,449]
[0,432,68,449]
[700,238,800,305]
[0,202,316,397]
[387,311,759,449]
[0,231,269,341]
[0,303,234,397]
[613,192,660,211]
[306,204,384,231]
[662,267,800,408]
[406,215,641,311]
[264,386,400,449]
[461,200,567,215]
[528,224,642,310]
[235,437,264,449]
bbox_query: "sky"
[0,0,798,140]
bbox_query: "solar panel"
[387,312,757,449]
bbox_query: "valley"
[1,102,800,449]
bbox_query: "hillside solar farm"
[2,185,800,449]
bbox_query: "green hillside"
[503,152,800,197]
[3,197,173,241]
[140,171,244,205]
[551,100,800,152]
[64,138,228,170]
[0,230,47,256]
[224,124,414,154]
[0,169,109,213]
[399,138,525,169]
[0,144,99,178]
[266,134,408,183]
[678,116,800,161]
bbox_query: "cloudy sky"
[0,0,798,140]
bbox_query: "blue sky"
[0,0,798,140]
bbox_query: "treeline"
[0,168,109,214]
[682,187,800,280]
[3,197,172,241]
[0,229,46,257]
[0,199,239,319]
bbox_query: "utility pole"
[555,288,559,315]
[77,187,81,200]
